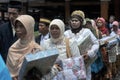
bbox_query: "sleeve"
[87,30,99,58]
[6,51,18,78]
[69,40,80,57]
[0,55,12,80]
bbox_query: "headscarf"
[112,21,120,34]
[49,19,65,43]
[71,10,86,25]
[96,17,105,25]
[70,10,86,34]
[112,21,119,27]
[6,15,43,77]
[96,17,109,36]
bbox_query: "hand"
[12,76,18,80]
[51,65,60,75]
[105,41,108,45]
[54,64,62,71]
[31,48,40,54]
[83,54,89,60]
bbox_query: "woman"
[85,18,104,80]
[109,21,120,78]
[96,17,112,79]
[96,17,109,37]
[64,10,99,80]
[6,15,43,80]
[42,19,81,79]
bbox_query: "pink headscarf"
[112,21,119,27]
[112,21,120,35]
[96,17,109,36]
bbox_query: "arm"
[87,30,99,58]
[70,40,80,57]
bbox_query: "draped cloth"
[6,15,43,77]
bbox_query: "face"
[85,22,92,29]
[96,20,103,27]
[112,25,118,32]
[15,21,27,39]
[39,23,49,35]
[70,18,81,29]
[8,8,20,25]
[109,16,114,23]
[50,25,60,39]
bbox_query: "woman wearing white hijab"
[42,19,80,60]
[42,19,81,79]
[6,15,43,80]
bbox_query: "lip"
[16,32,22,34]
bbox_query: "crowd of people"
[0,0,120,80]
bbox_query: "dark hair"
[8,0,22,12]
[70,15,83,24]
[24,67,42,80]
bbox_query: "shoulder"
[82,28,91,32]
[35,35,41,40]
[0,22,10,28]
[82,28,93,35]
[0,22,11,31]
[64,30,73,38]
[64,30,71,34]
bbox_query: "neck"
[71,27,82,34]
[42,32,48,36]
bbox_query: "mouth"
[16,32,22,35]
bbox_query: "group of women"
[2,9,120,80]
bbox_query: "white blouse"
[42,37,80,60]
[64,28,99,58]
[64,28,99,80]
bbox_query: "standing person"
[107,15,116,33]
[96,17,109,37]
[0,54,12,80]
[96,17,112,79]
[42,19,81,79]
[64,10,99,80]
[0,0,23,62]
[109,21,120,77]
[85,18,104,80]
[35,18,51,45]
[6,15,43,80]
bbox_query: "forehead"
[39,22,46,25]
[50,24,59,28]
[8,8,18,13]
[97,20,102,22]
[71,17,79,20]
[15,21,24,26]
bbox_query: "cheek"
[22,29,27,35]
[50,30,61,38]
[97,23,102,27]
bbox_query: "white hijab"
[49,19,65,43]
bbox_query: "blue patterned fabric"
[91,50,104,73]
[0,55,12,80]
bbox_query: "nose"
[72,20,76,23]
[15,26,21,32]
[9,13,14,19]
